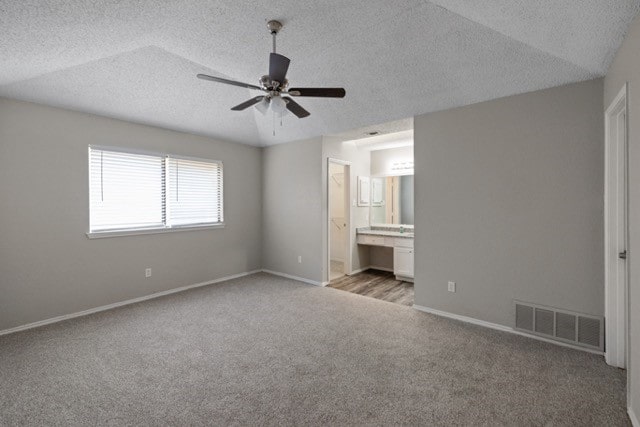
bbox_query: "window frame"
[87,145,224,239]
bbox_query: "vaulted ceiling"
[1,1,638,146]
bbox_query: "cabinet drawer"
[394,238,414,248]
[357,234,386,246]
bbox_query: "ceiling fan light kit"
[255,97,270,115]
[196,19,346,127]
[269,96,287,114]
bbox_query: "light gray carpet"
[0,273,629,426]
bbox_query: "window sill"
[86,223,225,239]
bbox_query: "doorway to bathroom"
[328,159,351,281]
[325,127,415,306]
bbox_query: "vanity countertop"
[357,227,414,239]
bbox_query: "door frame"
[327,158,352,281]
[604,83,629,370]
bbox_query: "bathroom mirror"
[370,175,414,225]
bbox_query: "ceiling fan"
[197,20,345,119]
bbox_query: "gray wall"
[414,79,604,327]
[0,98,263,331]
[605,13,640,420]
[322,136,371,280]
[262,138,324,283]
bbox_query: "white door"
[329,163,345,263]
[327,159,351,282]
[605,85,628,369]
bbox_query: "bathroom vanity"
[356,226,414,282]
[354,162,414,282]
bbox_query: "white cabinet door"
[394,247,414,278]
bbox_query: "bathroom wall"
[370,145,414,176]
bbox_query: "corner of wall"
[261,137,324,283]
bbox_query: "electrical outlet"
[298,256,302,264]
[145,268,152,278]
[448,281,456,292]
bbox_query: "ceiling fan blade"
[269,53,290,84]
[283,97,310,118]
[287,87,346,98]
[231,96,265,111]
[197,74,263,91]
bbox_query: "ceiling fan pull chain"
[273,111,276,136]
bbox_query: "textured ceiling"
[329,118,414,142]
[1,1,638,146]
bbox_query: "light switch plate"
[448,281,456,292]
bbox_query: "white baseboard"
[413,304,604,356]
[0,269,262,337]
[349,265,394,275]
[630,406,639,427]
[370,265,394,273]
[261,269,326,287]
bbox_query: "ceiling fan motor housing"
[260,74,288,91]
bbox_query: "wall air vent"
[515,304,534,331]
[577,316,601,348]
[534,308,554,336]
[555,312,577,341]
[514,300,603,351]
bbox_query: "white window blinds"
[89,148,165,231]
[89,147,223,234]
[167,157,223,226]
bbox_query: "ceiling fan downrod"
[267,20,282,54]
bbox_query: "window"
[166,157,223,226]
[89,146,223,235]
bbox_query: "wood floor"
[328,269,414,306]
